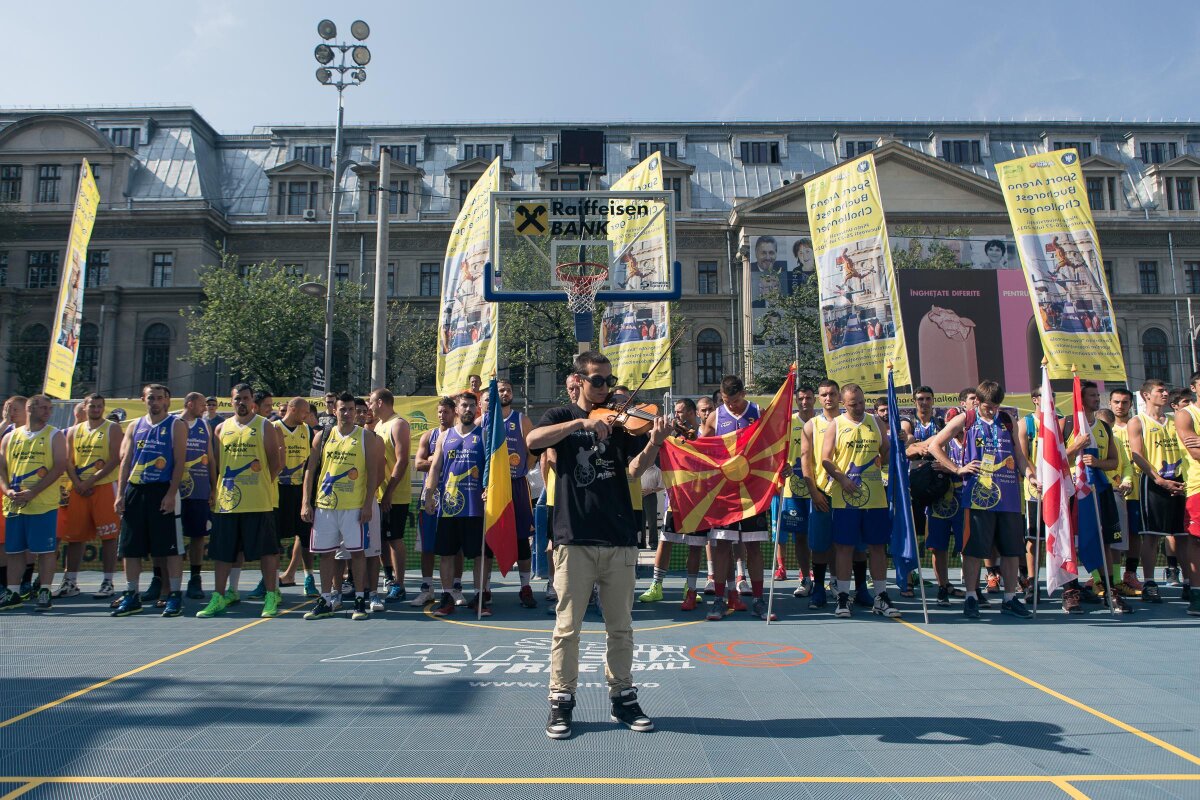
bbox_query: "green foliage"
[891,225,973,271]
[752,275,826,393]
[7,298,47,395]
[182,252,370,395]
[386,303,438,394]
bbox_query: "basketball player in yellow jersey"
[1171,399,1200,615]
[369,389,412,604]
[0,395,68,611]
[271,398,316,596]
[821,383,900,619]
[56,393,123,599]
[800,379,839,610]
[197,383,283,619]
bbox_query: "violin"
[588,401,660,436]
[670,418,697,441]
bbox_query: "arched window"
[14,324,50,394]
[1142,327,1170,382]
[141,323,171,384]
[697,329,723,386]
[74,323,99,384]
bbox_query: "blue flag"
[886,369,919,584]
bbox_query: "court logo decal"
[689,641,813,668]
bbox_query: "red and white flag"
[1038,365,1078,595]
[1071,375,1094,501]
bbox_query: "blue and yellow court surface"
[1,573,1198,799]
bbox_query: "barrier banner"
[996,149,1125,381]
[601,153,672,389]
[44,159,100,398]
[437,158,501,395]
[804,153,909,392]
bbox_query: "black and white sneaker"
[34,587,52,612]
[936,584,950,606]
[610,688,654,732]
[546,692,575,739]
[834,592,851,618]
[872,591,901,618]
[1141,580,1162,604]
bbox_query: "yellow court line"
[0,781,43,800]
[1051,779,1092,799]
[0,600,308,730]
[0,774,1197,786]
[422,607,706,633]
[895,619,1200,768]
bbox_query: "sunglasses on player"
[577,373,619,389]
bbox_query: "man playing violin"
[527,351,669,741]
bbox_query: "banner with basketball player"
[804,153,910,392]
[996,149,1125,381]
[436,157,502,395]
[601,153,672,389]
[44,158,100,399]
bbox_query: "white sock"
[519,571,531,587]
[103,572,114,582]
[304,568,314,578]
[229,568,242,591]
[706,556,713,576]
[736,559,746,578]
[66,572,78,583]
[686,573,698,590]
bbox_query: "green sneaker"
[638,582,663,603]
[261,590,281,618]
[223,589,241,607]
[196,593,227,618]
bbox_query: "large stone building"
[1,107,1198,400]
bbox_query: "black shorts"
[964,510,1024,559]
[209,511,279,563]
[275,485,310,542]
[380,503,410,541]
[435,516,488,558]
[1025,500,1046,541]
[118,483,183,559]
[1139,478,1185,535]
[1096,488,1122,544]
[180,498,211,539]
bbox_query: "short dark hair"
[842,382,863,397]
[1110,388,1134,402]
[674,397,697,412]
[336,392,355,404]
[468,373,481,381]
[985,239,1006,254]
[1190,371,1200,387]
[1141,379,1167,395]
[1096,409,1115,424]
[613,385,630,394]
[796,384,815,395]
[437,396,456,412]
[496,379,512,390]
[454,391,478,406]
[914,385,934,397]
[573,350,610,374]
[370,388,394,405]
[354,397,367,408]
[82,392,104,402]
[143,383,170,398]
[959,387,977,402]
[720,375,745,396]
[205,396,217,403]
[1080,379,1099,392]
[817,378,840,393]
[976,380,1005,405]
[232,382,253,396]
[873,397,888,408]
[253,390,272,404]
[1170,388,1195,406]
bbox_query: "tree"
[891,225,973,271]
[386,302,438,394]
[6,299,48,395]
[182,253,370,395]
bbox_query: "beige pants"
[549,544,638,697]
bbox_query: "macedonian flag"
[660,367,795,532]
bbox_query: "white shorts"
[708,528,770,543]
[312,506,380,557]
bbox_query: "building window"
[458,179,474,206]
[1186,262,1200,295]
[1140,142,1177,164]
[1086,178,1105,211]
[0,166,21,202]
[141,323,172,383]
[75,323,99,384]
[283,263,305,278]
[387,263,397,297]
[420,263,440,297]
[368,179,408,216]
[151,252,174,287]
[1104,176,1118,210]
[380,144,417,165]
[17,325,50,391]
[1142,328,1170,380]
[1166,176,1195,211]
[638,142,678,160]
[36,165,62,203]
[664,176,683,211]
[0,251,7,287]
[697,260,719,295]
[27,250,59,288]
[106,127,141,148]
[549,177,580,191]
[1052,141,1092,157]
[278,180,319,216]
[740,141,780,164]
[463,143,499,161]
[335,263,350,284]
[843,140,874,159]
[293,145,332,169]
[697,329,723,386]
[941,140,982,164]
[85,250,109,287]
[1102,260,1114,292]
[1138,260,1159,295]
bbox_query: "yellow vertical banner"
[804,153,909,392]
[44,159,100,399]
[436,157,501,395]
[996,149,1125,381]
[601,153,672,389]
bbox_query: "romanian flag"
[482,379,517,575]
[660,367,795,532]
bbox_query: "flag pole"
[1032,361,1047,617]
[766,485,784,625]
[1074,365,1117,618]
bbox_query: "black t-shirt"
[536,404,641,547]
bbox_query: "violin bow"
[614,326,690,417]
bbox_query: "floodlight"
[314,44,334,65]
[353,69,367,83]
[299,281,327,298]
[351,20,370,40]
[316,67,333,84]
[317,19,337,40]
[352,46,370,66]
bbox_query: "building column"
[98,289,120,397]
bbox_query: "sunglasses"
[577,373,619,389]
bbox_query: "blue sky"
[7,1,1198,132]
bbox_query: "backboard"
[484,190,682,304]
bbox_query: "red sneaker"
[518,585,537,608]
[727,590,748,612]
[773,567,787,581]
[680,589,699,611]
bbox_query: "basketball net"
[556,261,608,315]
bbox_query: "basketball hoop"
[556,261,608,314]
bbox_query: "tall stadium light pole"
[312,19,371,394]
[371,149,390,388]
